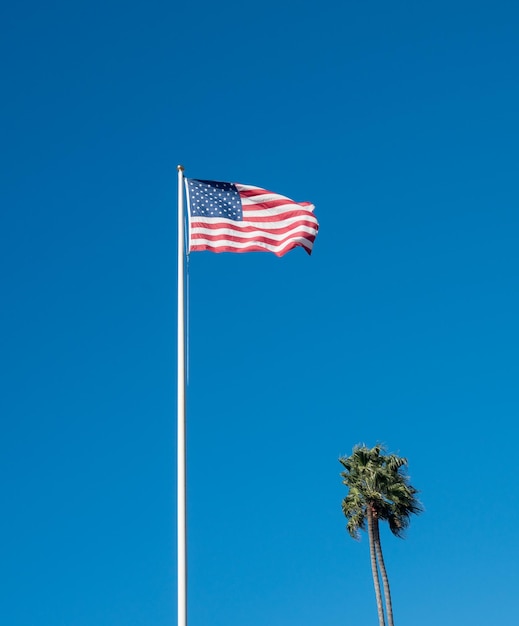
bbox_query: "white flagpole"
[177,164,187,626]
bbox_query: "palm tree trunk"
[367,506,386,626]
[374,517,395,626]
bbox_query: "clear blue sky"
[2,1,518,624]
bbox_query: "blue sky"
[1,1,518,624]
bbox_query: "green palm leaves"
[340,444,422,626]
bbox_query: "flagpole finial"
[177,164,185,172]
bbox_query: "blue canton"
[187,179,243,221]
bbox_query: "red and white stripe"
[188,183,319,257]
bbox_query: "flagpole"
[177,164,187,626]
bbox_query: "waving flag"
[186,179,318,257]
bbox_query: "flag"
[185,179,318,257]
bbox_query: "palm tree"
[339,444,422,626]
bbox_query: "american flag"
[186,179,318,257]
